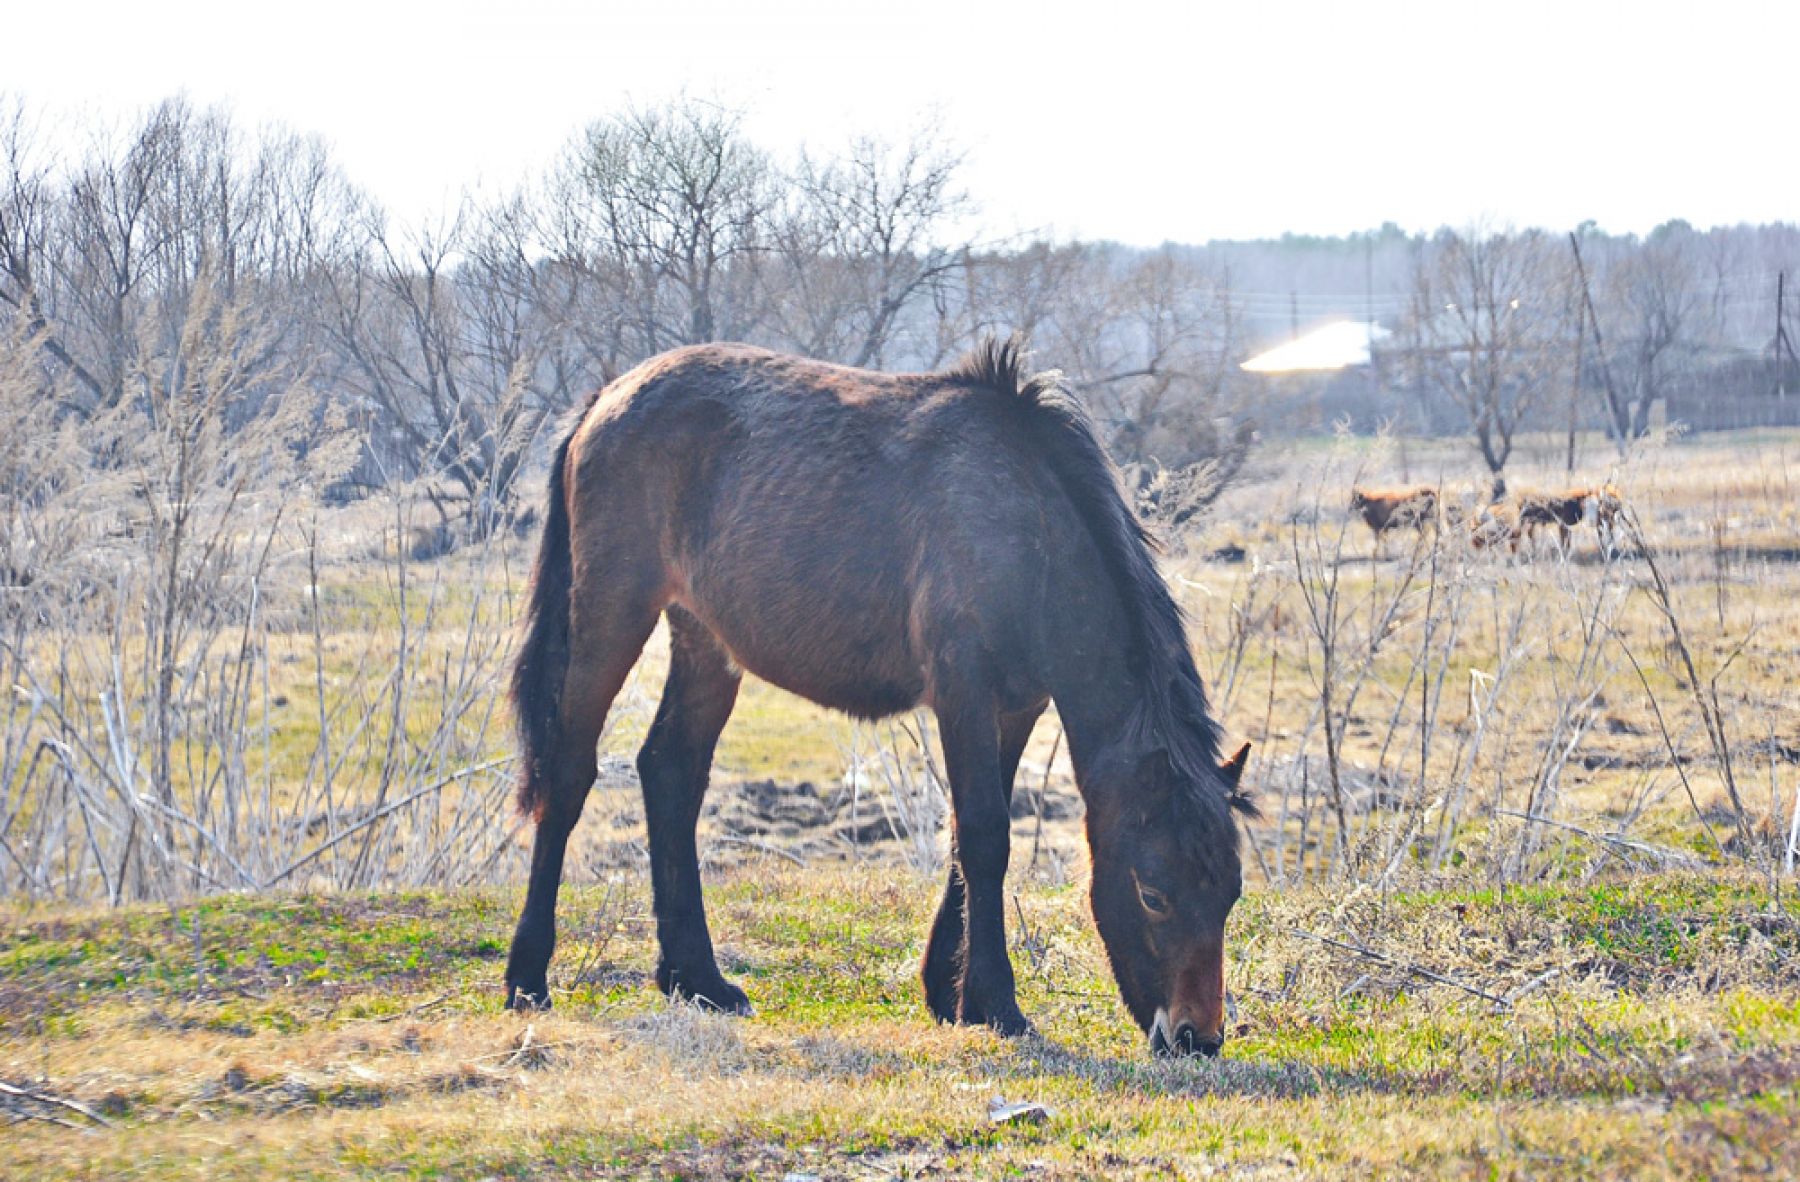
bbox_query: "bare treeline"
[0,94,1259,532]
[9,93,1791,512]
[1398,220,1799,473]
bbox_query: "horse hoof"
[687,981,753,1016]
[660,967,753,1016]
[988,1012,1034,1038]
[956,994,1031,1036]
[505,982,551,1012]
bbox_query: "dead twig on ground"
[1494,809,1703,869]
[0,1079,115,1129]
[710,832,808,867]
[1289,928,1514,1008]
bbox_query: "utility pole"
[1778,271,1794,400]
[1568,288,1584,473]
[1365,233,1385,420]
[1569,231,1627,450]
[1365,235,1375,331]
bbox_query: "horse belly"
[676,566,928,721]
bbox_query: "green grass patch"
[5,868,1799,1178]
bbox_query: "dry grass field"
[4,429,1799,1178]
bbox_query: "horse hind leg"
[640,606,747,1013]
[923,704,1044,1023]
[505,566,664,1010]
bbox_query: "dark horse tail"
[511,424,579,819]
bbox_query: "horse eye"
[1138,885,1170,916]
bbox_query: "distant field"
[4,428,1799,1178]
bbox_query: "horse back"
[563,345,1068,719]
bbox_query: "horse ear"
[1220,742,1251,789]
[1219,742,1259,818]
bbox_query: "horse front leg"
[935,694,1031,1036]
[922,703,1044,1024]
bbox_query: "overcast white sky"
[8,0,1795,244]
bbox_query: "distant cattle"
[1465,502,1520,551]
[1515,491,1586,548]
[1584,484,1626,542]
[1454,484,1627,555]
[1350,486,1438,538]
[1514,484,1626,549]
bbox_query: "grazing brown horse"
[1350,486,1438,538]
[504,340,1254,1057]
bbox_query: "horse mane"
[945,337,1257,839]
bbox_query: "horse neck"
[1040,581,1154,803]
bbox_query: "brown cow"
[1584,483,1626,543]
[1515,491,1586,548]
[1514,484,1626,550]
[1466,502,1521,551]
[1349,486,1438,539]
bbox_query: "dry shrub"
[0,277,528,902]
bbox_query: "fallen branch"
[260,757,516,889]
[1289,928,1513,1008]
[0,1079,114,1128]
[1494,809,1703,869]
[1505,967,1563,1004]
[462,1036,596,1066]
[710,832,807,867]
[372,993,452,1023]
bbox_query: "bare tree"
[1407,226,1567,476]
[1600,221,1703,438]
[458,191,589,520]
[550,98,774,357]
[1065,246,1249,470]
[1,97,359,431]
[767,125,972,367]
[916,240,1086,369]
[931,241,1256,516]
[0,97,108,409]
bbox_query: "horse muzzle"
[1150,1007,1224,1058]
